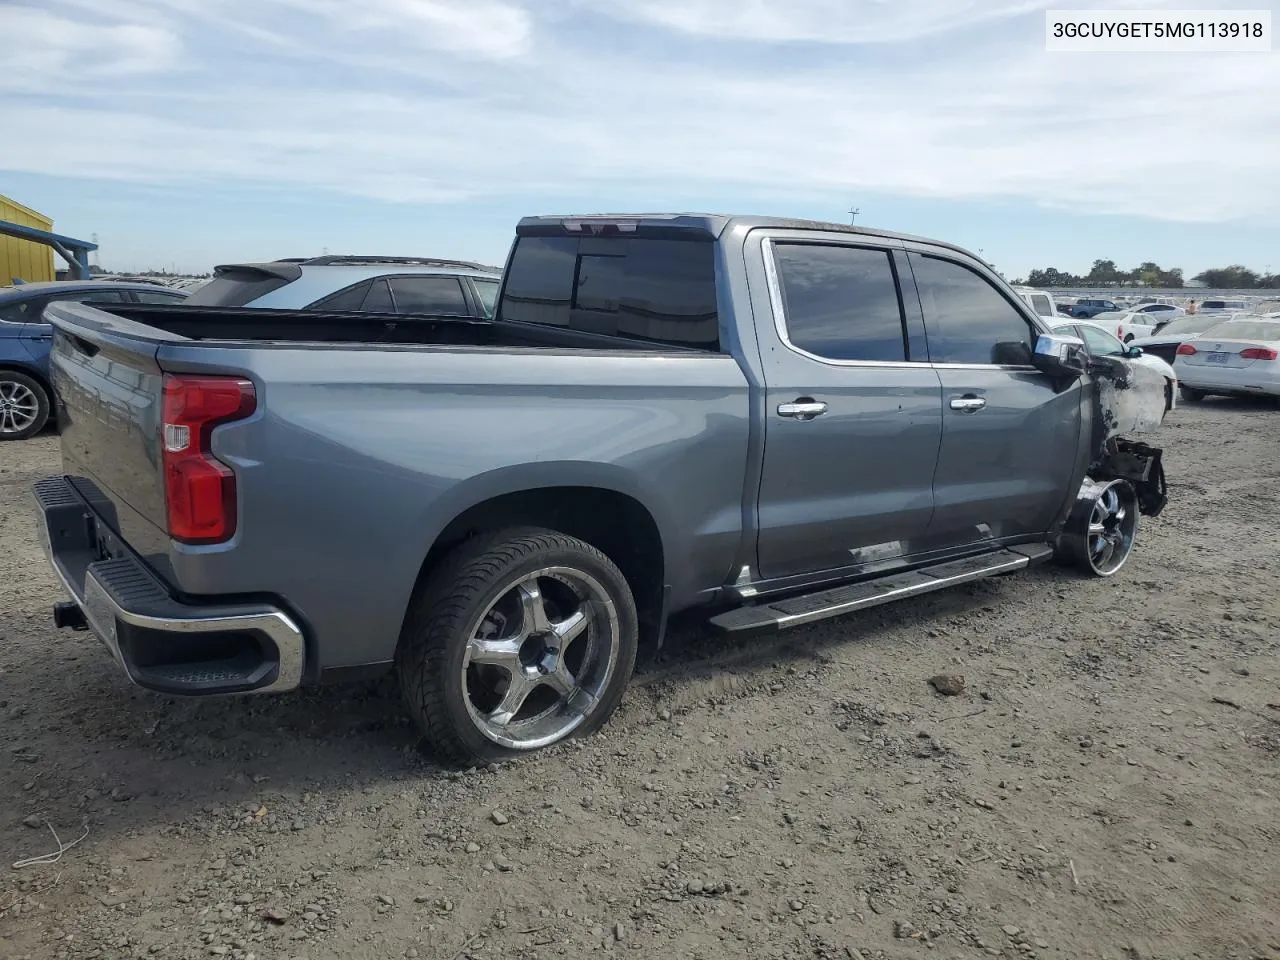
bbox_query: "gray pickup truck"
[33,214,1169,766]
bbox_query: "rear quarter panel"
[156,343,752,669]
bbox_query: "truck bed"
[86,303,712,353]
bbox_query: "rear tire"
[1180,385,1206,402]
[0,371,49,441]
[396,527,638,767]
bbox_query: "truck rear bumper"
[33,476,305,696]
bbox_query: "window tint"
[1079,324,1125,356]
[499,236,719,350]
[910,254,1035,365]
[388,276,468,316]
[0,299,38,323]
[306,281,373,311]
[132,290,187,304]
[473,279,499,317]
[362,279,394,313]
[773,244,907,362]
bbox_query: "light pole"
[848,207,861,225]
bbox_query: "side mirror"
[1126,345,1143,358]
[1032,332,1087,377]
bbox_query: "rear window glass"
[1030,294,1053,318]
[185,268,295,307]
[1204,320,1280,341]
[1157,315,1220,336]
[499,236,719,350]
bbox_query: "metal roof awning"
[0,219,98,281]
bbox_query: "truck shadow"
[3,565,1056,850]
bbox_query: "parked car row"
[0,280,191,440]
[0,255,504,441]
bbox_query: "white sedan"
[1053,320,1178,413]
[1090,304,1186,343]
[1173,316,1280,401]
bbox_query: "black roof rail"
[300,254,492,270]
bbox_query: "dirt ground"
[3,401,1280,960]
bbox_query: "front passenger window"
[910,254,1036,365]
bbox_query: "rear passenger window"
[362,279,394,313]
[499,236,719,350]
[910,254,1036,365]
[772,244,908,362]
[388,276,468,316]
[307,281,372,311]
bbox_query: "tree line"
[1014,259,1280,289]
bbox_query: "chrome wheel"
[0,379,39,435]
[1060,478,1139,577]
[462,566,620,750]
[1085,482,1137,575]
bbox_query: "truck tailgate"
[46,301,174,560]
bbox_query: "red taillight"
[161,374,256,544]
[1176,343,1197,356]
[1117,326,1124,338]
[1240,347,1278,361]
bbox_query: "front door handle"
[777,399,828,421]
[949,395,987,413]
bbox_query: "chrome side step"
[708,544,1054,635]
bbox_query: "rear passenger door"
[752,235,944,580]
[904,250,1082,548]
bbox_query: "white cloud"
[2,0,1278,228]
[589,0,1056,44]
[0,6,181,90]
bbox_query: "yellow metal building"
[0,194,56,284]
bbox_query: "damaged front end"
[1052,347,1170,576]
[1085,355,1169,518]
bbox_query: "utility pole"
[91,233,99,269]
[848,207,861,225]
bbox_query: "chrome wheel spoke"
[550,608,589,646]
[1088,521,1106,536]
[468,637,522,670]
[517,578,552,637]
[487,671,538,727]
[542,664,578,699]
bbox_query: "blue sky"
[2,0,1278,278]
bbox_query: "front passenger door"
[906,251,1083,548]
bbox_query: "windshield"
[1203,320,1280,342]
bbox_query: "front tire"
[1056,479,1140,577]
[0,371,49,441]
[1180,385,1207,402]
[396,527,638,766]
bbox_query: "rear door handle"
[777,399,828,421]
[949,395,987,413]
